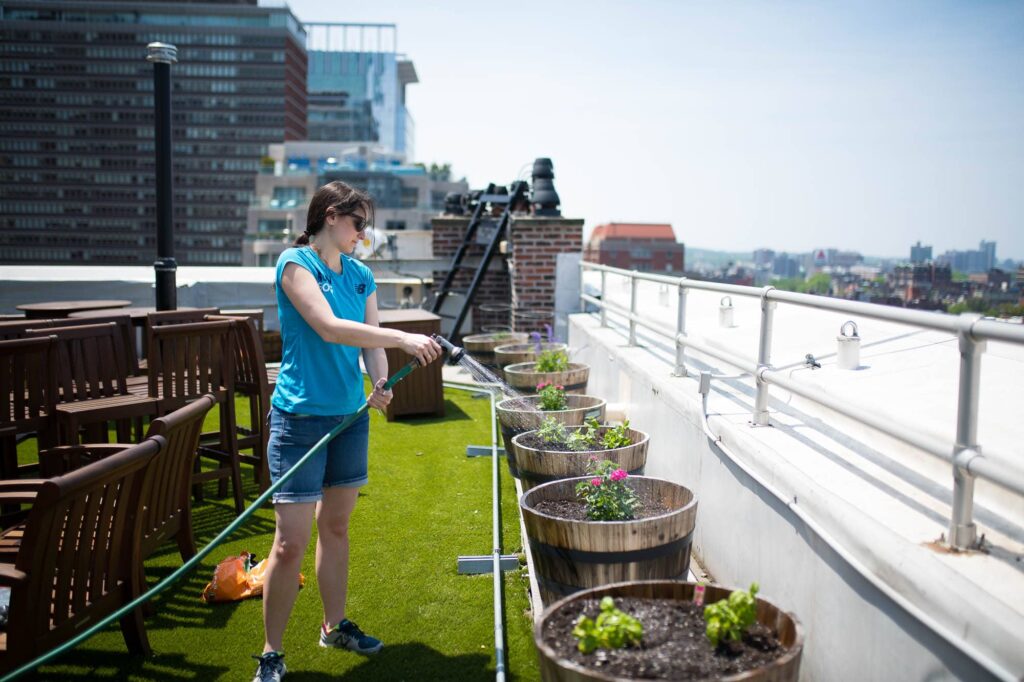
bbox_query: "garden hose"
[1,335,463,681]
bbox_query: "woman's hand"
[400,333,443,366]
[367,378,393,409]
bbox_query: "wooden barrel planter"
[503,361,590,395]
[510,425,649,491]
[535,581,803,681]
[520,475,696,605]
[461,332,528,369]
[493,341,567,370]
[495,395,607,477]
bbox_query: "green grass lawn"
[16,385,540,681]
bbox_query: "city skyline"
[280,0,1024,261]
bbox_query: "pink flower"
[536,381,550,391]
[610,469,628,482]
[590,478,602,487]
[555,384,564,390]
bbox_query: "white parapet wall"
[568,310,1023,682]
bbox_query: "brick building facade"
[583,222,684,273]
[431,214,583,338]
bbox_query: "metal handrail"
[579,261,1024,550]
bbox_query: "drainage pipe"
[443,380,507,682]
[697,374,1017,682]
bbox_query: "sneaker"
[319,619,383,655]
[252,651,286,682]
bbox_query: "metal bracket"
[466,445,505,457]
[457,555,520,574]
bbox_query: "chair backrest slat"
[28,323,130,402]
[47,315,139,376]
[148,321,233,410]
[0,336,57,440]
[10,437,160,654]
[140,395,215,549]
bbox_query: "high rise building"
[937,240,998,274]
[304,23,416,158]
[0,0,307,265]
[910,240,932,264]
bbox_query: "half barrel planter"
[461,332,529,369]
[495,395,607,478]
[503,361,590,395]
[535,580,804,681]
[510,424,649,491]
[520,475,696,605]
[493,342,568,370]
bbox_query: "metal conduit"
[442,380,508,682]
[697,381,1018,682]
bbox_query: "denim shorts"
[267,406,370,504]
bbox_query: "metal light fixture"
[147,42,178,310]
[530,157,561,216]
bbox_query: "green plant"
[601,419,632,449]
[537,416,569,444]
[575,458,639,521]
[704,583,759,648]
[572,596,643,654]
[535,348,569,373]
[536,382,567,411]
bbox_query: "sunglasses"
[329,210,368,233]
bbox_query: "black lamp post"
[147,42,177,310]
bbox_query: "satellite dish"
[352,226,381,260]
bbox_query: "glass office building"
[0,0,307,265]
[305,23,416,158]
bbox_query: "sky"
[278,1,1024,261]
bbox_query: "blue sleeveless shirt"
[272,247,377,415]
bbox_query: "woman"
[253,181,442,682]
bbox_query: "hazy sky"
[279,1,1024,260]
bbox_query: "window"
[385,220,406,230]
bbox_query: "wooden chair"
[0,336,58,481]
[27,323,158,445]
[0,319,47,342]
[205,314,272,491]
[0,437,161,671]
[147,320,244,513]
[39,395,216,578]
[131,308,217,373]
[37,314,141,377]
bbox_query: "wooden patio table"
[16,299,131,319]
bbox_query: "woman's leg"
[315,486,360,628]
[262,501,316,653]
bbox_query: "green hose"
[1,359,422,682]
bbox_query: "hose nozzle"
[431,334,465,365]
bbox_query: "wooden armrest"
[39,444,133,477]
[0,563,27,586]
[0,480,45,493]
[0,491,37,505]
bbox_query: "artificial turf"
[15,384,541,681]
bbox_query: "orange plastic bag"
[201,551,304,603]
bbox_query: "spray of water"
[454,352,547,432]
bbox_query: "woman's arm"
[280,262,441,366]
[361,293,392,409]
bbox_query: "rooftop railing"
[579,261,1024,550]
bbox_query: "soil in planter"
[533,491,670,521]
[542,597,786,680]
[517,432,629,452]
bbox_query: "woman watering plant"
[252,181,443,682]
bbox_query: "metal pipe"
[950,316,984,549]
[674,283,688,376]
[628,274,638,346]
[599,270,607,327]
[442,380,507,682]
[581,261,1024,343]
[697,378,1019,682]
[147,42,177,311]
[753,288,776,426]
